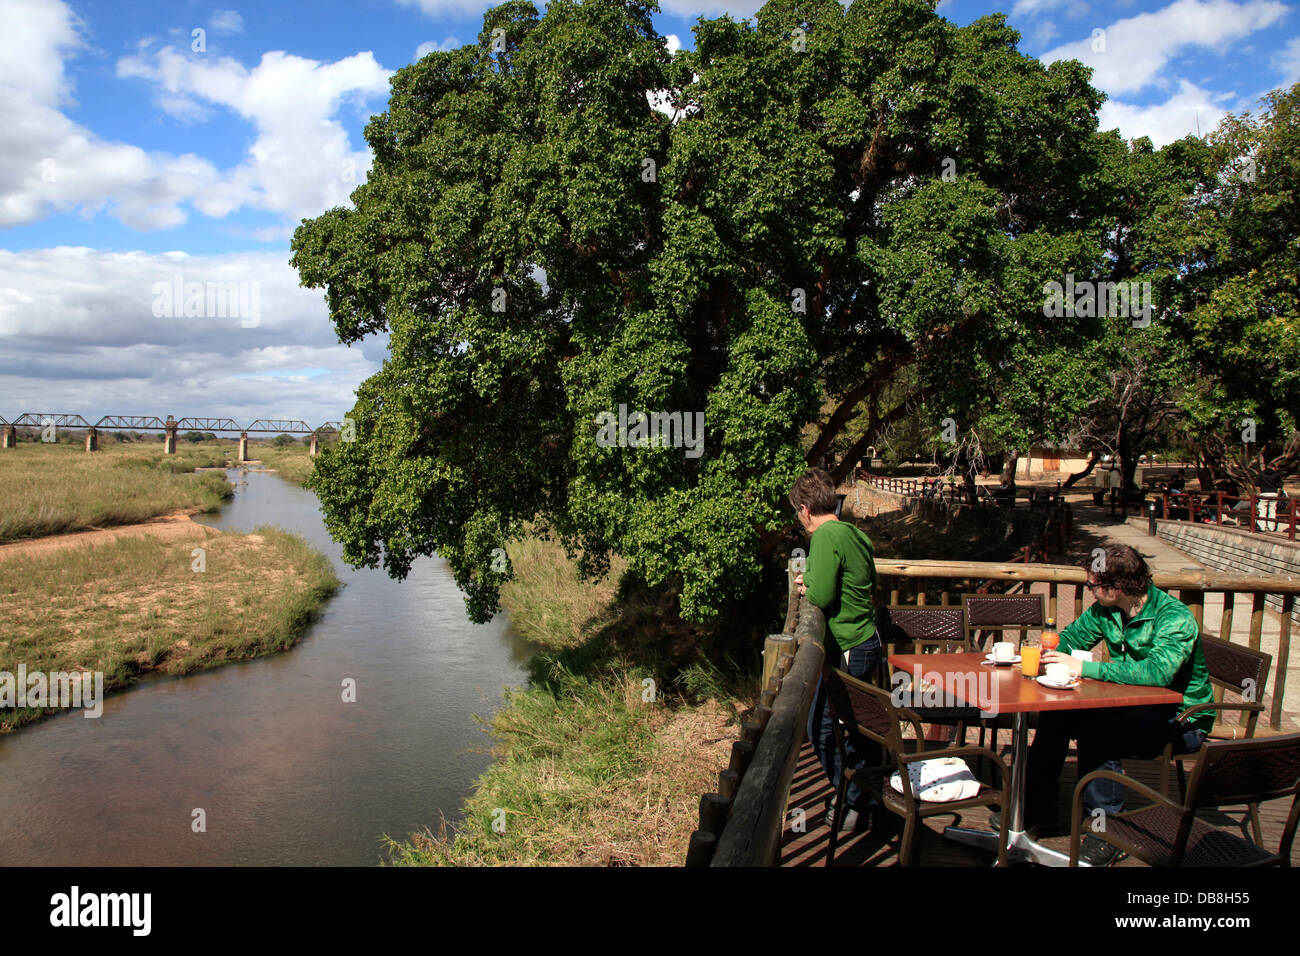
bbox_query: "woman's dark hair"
[1087,543,1152,597]
[789,468,839,516]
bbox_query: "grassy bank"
[384,537,757,867]
[0,524,339,734]
[251,444,316,486]
[0,442,232,542]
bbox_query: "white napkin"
[890,756,981,802]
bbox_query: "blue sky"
[1,0,1296,426]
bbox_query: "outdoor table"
[887,651,1183,866]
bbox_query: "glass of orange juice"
[1021,641,1041,678]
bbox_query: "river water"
[0,468,536,865]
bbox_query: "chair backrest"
[1185,732,1300,815]
[960,593,1046,651]
[823,668,911,760]
[887,605,972,655]
[1200,634,1272,707]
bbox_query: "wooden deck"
[779,731,1299,867]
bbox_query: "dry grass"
[0,441,232,542]
[0,523,338,734]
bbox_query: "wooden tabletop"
[887,652,1185,715]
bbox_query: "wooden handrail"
[875,559,1300,592]
[711,601,825,867]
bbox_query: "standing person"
[1025,543,1213,865]
[789,468,880,832]
[1257,459,1282,532]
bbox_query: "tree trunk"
[1062,452,1100,489]
[1000,452,1018,483]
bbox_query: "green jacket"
[1059,584,1215,733]
[804,519,878,657]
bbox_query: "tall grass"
[383,534,749,866]
[0,443,232,542]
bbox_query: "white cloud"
[0,246,379,423]
[1099,79,1229,146]
[117,45,392,223]
[1,0,392,232]
[0,0,226,229]
[1278,35,1300,83]
[1041,0,1288,95]
[209,10,244,35]
[415,36,460,59]
[1030,21,1061,48]
[1013,0,1071,16]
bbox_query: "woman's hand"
[794,572,806,596]
[1041,650,1082,677]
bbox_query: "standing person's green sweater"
[804,518,878,658]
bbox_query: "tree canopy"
[292,0,1293,624]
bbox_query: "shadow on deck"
[780,731,1299,867]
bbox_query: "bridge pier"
[84,427,98,452]
[164,417,178,455]
[238,432,249,463]
[2,424,14,448]
[309,432,319,457]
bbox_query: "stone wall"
[1140,518,1300,622]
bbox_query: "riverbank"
[0,467,339,734]
[384,536,750,866]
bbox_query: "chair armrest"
[1176,701,1264,722]
[1068,769,1184,865]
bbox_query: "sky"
[1,0,1296,429]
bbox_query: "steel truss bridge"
[1,414,344,435]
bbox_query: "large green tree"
[292,0,1107,623]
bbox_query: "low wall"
[852,484,1052,557]
[1138,517,1300,623]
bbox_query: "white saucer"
[1037,675,1081,690]
[983,654,1021,665]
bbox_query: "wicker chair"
[1068,732,1300,866]
[961,592,1047,755]
[961,592,1046,654]
[1159,635,1272,844]
[823,669,1010,867]
[883,606,981,745]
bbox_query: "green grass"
[382,535,754,867]
[0,524,339,734]
[0,442,233,542]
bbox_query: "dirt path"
[0,509,220,562]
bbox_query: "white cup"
[1046,662,1072,683]
[993,642,1014,661]
[1071,650,1093,663]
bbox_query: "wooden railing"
[692,557,1300,866]
[685,601,825,867]
[874,559,1298,727]
[1151,491,1298,542]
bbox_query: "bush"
[270,433,298,447]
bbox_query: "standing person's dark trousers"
[807,635,883,814]
[1025,704,1207,824]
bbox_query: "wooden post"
[1249,592,1266,652]
[1272,594,1293,729]
[1220,591,1235,641]
[685,831,716,867]
[699,793,731,836]
[763,634,796,692]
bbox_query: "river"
[0,467,536,865]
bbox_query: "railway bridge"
[0,413,347,459]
